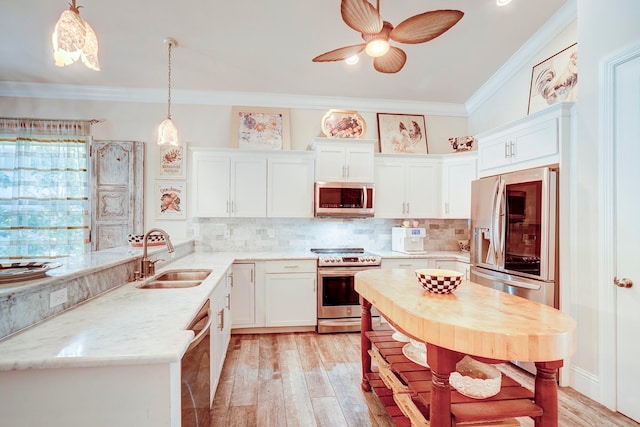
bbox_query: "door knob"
[614,277,633,288]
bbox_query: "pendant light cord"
[167,41,172,120]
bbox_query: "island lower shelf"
[365,330,544,427]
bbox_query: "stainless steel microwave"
[314,182,375,218]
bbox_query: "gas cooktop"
[311,248,381,267]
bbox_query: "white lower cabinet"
[210,267,232,403]
[231,262,258,327]
[435,259,470,280]
[264,260,317,327]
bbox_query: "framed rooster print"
[527,43,578,114]
[377,113,428,154]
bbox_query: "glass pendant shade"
[157,118,179,146]
[52,2,100,71]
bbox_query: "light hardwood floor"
[211,332,639,427]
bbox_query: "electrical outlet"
[267,229,275,239]
[224,230,230,239]
[50,288,68,308]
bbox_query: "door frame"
[598,41,640,411]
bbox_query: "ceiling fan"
[312,0,464,74]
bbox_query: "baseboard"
[231,325,316,335]
[569,364,601,403]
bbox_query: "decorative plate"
[321,109,367,139]
[402,343,429,368]
[0,262,62,284]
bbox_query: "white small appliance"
[392,227,427,254]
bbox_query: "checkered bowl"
[415,269,463,294]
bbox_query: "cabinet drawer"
[265,259,316,274]
[382,258,432,269]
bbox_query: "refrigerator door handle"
[489,178,504,266]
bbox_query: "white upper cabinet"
[441,152,477,218]
[375,156,441,218]
[267,154,314,218]
[191,149,266,217]
[313,138,375,182]
[476,103,574,177]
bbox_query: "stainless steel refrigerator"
[470,166,559,373]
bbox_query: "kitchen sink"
[156,269,212,281]
[136,269,212,289]
[137,280,204,289]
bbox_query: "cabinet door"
[231,263,255,327]
[477,136,511,172]
[345,144,375,182]
[267,156,314,218]
[405,159,440,218]
[231,157,267,217]
[210,278,226,403]
[192,154,230,217]
[442,156,476,219]
[434,259,458,271]
[456,261,470,280]
[374,158,406,218]
[512,118,558,165]
[265,273,316,327]
[315,142,346,181]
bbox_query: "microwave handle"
[362,185,367,209]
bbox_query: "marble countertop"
[0,248,463,372]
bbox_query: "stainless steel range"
[311,248,381,333]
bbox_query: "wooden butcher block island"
[355,269,576,427]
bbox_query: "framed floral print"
[377,113,428,154]
[155,181,186,220]
[528,43,578,114]
[231,106,291,150]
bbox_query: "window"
[0,119,91,259]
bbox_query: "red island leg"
[361,298,373,391]
[427,344,461,427]
[534,360,563,427]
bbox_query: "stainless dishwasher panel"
[181,300,212,427]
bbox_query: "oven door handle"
[318,266,381,275]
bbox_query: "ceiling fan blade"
[373,46,407,73]
[341,0,383,34]
[390,10,464,44]
[312,44,366,62]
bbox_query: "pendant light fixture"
[52,0,100,71]
[157,38,180,146]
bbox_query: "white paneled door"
[614,51,640,422]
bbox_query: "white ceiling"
[0,0,569,105]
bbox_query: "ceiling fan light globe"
[365,39,390,58]
[496,0,512,6]
[345,55,360,65]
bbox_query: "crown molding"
[0,81,468,117]
[465,0,577,114]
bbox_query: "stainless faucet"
[140,228,175,278]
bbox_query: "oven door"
[317,266,380,319]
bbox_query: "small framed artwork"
[321,109,367,138]
[231,106,291,150]
[158,144,185,179]
[527,43,578,115]
[377,113,428,154]
[155,181,186,220]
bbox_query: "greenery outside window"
[0,118,91,260]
